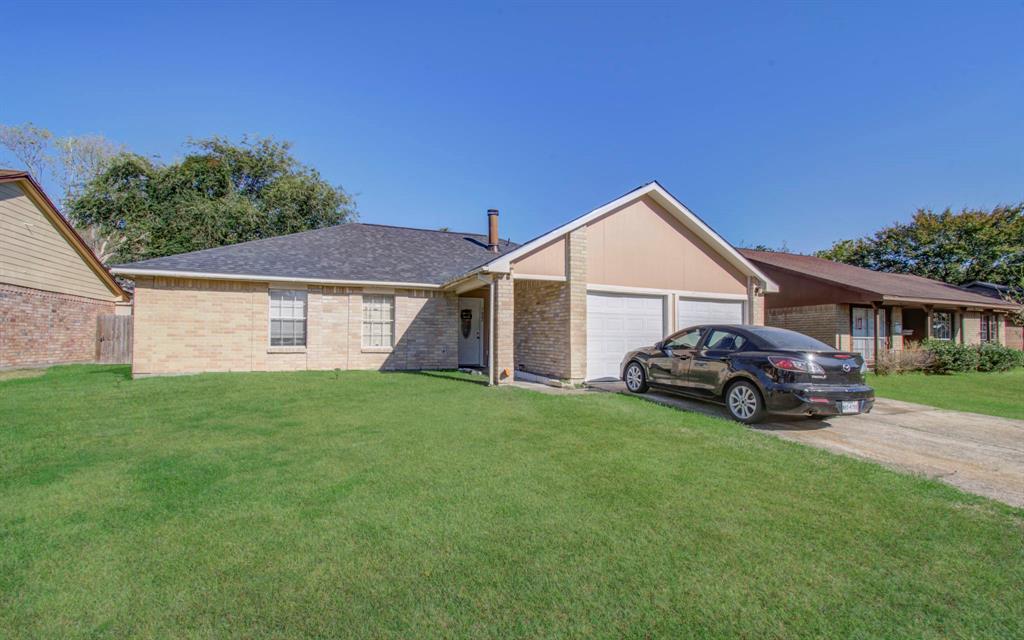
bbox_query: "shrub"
[975,342,1024,372]
[922,339,979,374]
[873,345,933,375]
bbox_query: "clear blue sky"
[2,1,1022,252]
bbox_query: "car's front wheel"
[726,380,766,424]
[623,362,649,393]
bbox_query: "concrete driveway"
[588,381,1024,507]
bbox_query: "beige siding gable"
[585,196,747,294]
[0,182,119,301]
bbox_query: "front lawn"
[869,368,1024,420]
[1,366,1022,638]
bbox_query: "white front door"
[458,298,484,366]
[586,292,665,381]
[676,298,745,330]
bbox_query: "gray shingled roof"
[114,223,518,285]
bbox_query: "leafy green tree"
[816,204,1024,287]
[68,136,357,263]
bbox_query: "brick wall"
[0,283,114,368]
[747,280,765,325]
[491,275,515,384]
[514,280,570,379]
[132,276,457,376]
[765,303,845,348]
[566,227,588,382]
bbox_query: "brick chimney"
[487,209,499,252]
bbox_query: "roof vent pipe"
[487,209,499,252]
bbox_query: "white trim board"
[586,283,747,300]
[480,181,779,292]
[512,273,567,282]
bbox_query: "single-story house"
[739,249,1021,361]
[961,281,1023,350]
[1,170,130,369]
[112,181,777,383]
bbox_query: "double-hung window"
[269,290,307,347]
[362,295,395,348]
[931,311,952,341]
[980,314,999,343]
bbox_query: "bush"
[922,339,979,374]
[874,345,933,375]
[975,342,1024,372]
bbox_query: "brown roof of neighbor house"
[0,168,129,300]
[739,249,1019,309]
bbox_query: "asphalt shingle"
[114,223,518,285]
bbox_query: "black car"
[620,325,875,423]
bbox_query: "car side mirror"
[654,341,664,351]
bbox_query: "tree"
[0,122,123,206]
[67,136,358,264]
[816,204,1024,287]
[1,123,126,260]
[0,122,52,179]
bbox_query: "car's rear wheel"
[624,362,649,393]
[726,380,766,424]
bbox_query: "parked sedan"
[620,325,875,423]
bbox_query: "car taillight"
[768,356,825,375]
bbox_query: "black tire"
[623,361,649,393]
[725,380,766,424]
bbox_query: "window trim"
[980,314,999,343]
[361,294,396,351]
[931,310,953,341]
[268,289,308,350]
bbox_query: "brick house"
[0,170,130,369]
[739,250,1020,362]
[960,281,1024,350]
[112,182,777,383]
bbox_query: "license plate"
[840,401,860,414]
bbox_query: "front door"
[852,307,886,362]
[458,298,484,366]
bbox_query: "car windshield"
[745,327,834,351]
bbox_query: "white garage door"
[676,298,744,330]
[587,292,665,381]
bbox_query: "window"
[665,329,702,350]
[704,329,748,352]
[269,290,307,347]
[931,311,952,341]
[362,295,395,348]
[980,314,999,343]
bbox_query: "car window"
[743,326,832,351]
[666,329,702,350]
[704,329,747,352]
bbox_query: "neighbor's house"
[960,281,1023,350]
[112,182,777,383]
[740,249,1020,362]
[0,170,130,369]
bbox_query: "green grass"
[869,368,1024,420]
[1,366,1022,639]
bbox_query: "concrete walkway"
[587,381,1024,507]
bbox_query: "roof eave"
[881,294,1021,310]
[110,267,443,289]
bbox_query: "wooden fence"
[96,315,132,364]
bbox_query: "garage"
[587,292,665,380]
[676,297,744,330]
